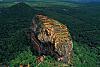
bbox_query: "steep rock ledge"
[30,15,73,65]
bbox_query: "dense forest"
[0,1,100,67]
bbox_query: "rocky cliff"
[30,15,73,64]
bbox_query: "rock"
[30,14,73,64]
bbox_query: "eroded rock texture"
[31,15,73,64]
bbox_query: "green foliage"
[0,3,34,63]
[73,41,97,67]
[0,30,30,63]
[10,49,36,67]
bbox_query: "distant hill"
[8,3,35,17]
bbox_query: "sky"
[0,0,100,2]
[70,0,100,2]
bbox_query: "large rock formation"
[30,15,73,64]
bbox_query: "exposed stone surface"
[30,15,73,64]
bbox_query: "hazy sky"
[0,0,100,2]
[70,0,100,2]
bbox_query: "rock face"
[31,15,73,64]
